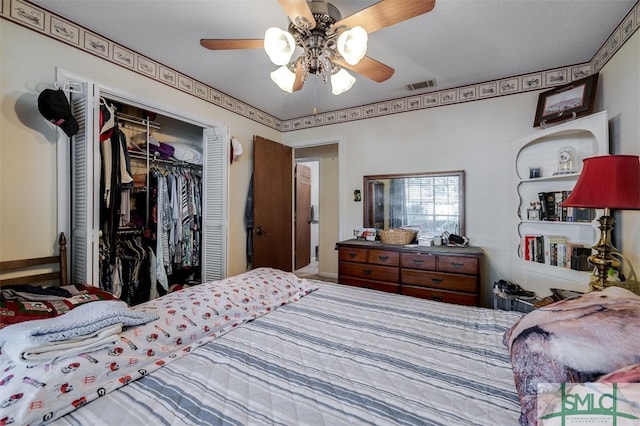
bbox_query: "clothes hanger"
[53,81,83,94]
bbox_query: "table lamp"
[561,155,640,291]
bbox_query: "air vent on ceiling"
[407,79,437,91]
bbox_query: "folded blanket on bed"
[3,323,122,364]
[0,300,158,364]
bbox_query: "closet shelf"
[128,150,202,169]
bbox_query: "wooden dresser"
[336,239,483,306]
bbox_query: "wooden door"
[252,136,293,271]
[295,164,311,270]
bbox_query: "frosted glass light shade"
[337,26,368,65]
[264,27,295,66]
[270,65,296,93]
[331,68,356,95]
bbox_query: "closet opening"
[56,69,229,306]
[96,98,206,303]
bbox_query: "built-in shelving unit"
[513,111,609,293]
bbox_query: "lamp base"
[588,245,639,295]
[588,213,620,291]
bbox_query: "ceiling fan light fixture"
[270,65,297,93]
[330,67,356,95]
[264,27,296,66]
[336,26,368,65]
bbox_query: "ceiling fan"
[200,0,436,95]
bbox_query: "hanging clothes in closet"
[148,165,202,289]
[99,99,140,301]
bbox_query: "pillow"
[503,286,640,425]
[0,285,120,329]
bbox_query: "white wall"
[284,30,640,305]
[0,19,279,277]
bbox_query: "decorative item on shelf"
[533,73,599,128]
[529,166,542,179]
[553,146,578,176]
[379,229,416,245]
[527,209,542,221]
[527,202,542,220]
[561,155,640,293]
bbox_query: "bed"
[2,236,640,426]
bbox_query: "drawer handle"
[411,259,424,265]
[431,278,443,285]
[378,255,389,261]
[347,252,357,258]
[363,269,373,276]
[430,296,443,302]
[450,262,464,269]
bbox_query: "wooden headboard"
[0,232,68,288]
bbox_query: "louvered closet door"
[69,82,100,285]
[201,127,229,281]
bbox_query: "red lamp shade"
[561,155,640,210]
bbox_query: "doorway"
[293,143,339,281]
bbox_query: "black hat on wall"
[37,89,80,137]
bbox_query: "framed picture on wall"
[533,73,599,127]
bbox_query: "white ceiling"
[30,0,637,121]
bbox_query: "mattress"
[51,279,523,425]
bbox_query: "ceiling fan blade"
[200,39,264,50]
[279,0,316,29]
[333,56,395,83]
[334,0,436,34]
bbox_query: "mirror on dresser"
[363,170,465,235]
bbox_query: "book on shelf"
[574,207,596,222]
[521,234,586,269]
[544,235,567,266]
[538,192,556,221]
[522,234,544,263]
[535,190,595,222]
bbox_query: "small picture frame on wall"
[533,73,599,127]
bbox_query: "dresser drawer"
[339,247,367,263]
[400,286,479,306]
[340,262,399,282]
[401,270,478,293]
[401,252,436,270]
[438,255,479,275]
[340,277,400,294]
[368,249,400,266]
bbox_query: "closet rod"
[128,151,202,170]
[116,112,160,129]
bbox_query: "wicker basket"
[379,229,416,245]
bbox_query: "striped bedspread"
[52,281,523,425]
